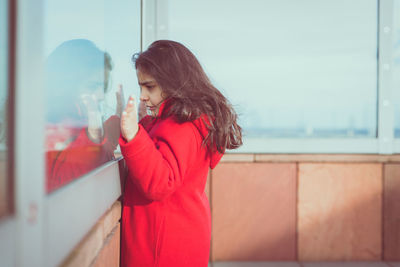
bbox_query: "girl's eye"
[146,85,155,90]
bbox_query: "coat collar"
[154,98,170,118]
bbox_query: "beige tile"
[0,159,8,217]
[212,163,297,261]
[60,201,121,267]
[255,154,400,163]
[384,164,400,260]
[213,262,301,267]
[60,220,103,267]
[206,169,211,201]
[221,154,254,162]
[298,163,383,261]
[302,262,390,267]
[102,201,121,239]
[92,223,121,267]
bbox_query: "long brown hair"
[133,40,242,153]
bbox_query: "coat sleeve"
[119,121,200,201]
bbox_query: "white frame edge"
[0,0,16,265]
[378,0,395,154]
[0,217,16,267]
[156,0,169,40]
[234,138,380,154]
[15,0,46,266]
[142,0,157,49]
[44,159,122,267]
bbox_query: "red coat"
[119,103,222,267]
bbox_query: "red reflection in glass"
[45,39,121,193]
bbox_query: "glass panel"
[394,0,400,138]
[168,0,378,138]
[0,0,9,217]
[104,0,142,120]
[44,0,141,193]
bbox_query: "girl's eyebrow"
[139,80,156,86]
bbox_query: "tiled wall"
[0,156,7,217]
[60,201,121,267]
[384,164,400,260]
[210,154,400,262]
[298,163,381,261]
[59,154,400,266]
[211,163,297,261]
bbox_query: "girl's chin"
[148,107,159,116]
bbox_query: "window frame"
[0,0,141,266]
[0,0,16,265]
[0,218,16,267]
[1,0,398,265]
[147,0,399,154]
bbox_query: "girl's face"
[137,69,165,117]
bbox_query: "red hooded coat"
[119,102,222,267]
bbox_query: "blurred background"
[0,0,399,266]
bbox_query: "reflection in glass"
[0,0,9,217]
[45,39,121,193]
[169,0,378,138]
[394,0,400,138]
[104,0,142,104]
[44,0,141,193]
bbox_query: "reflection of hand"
[103,115,120,152]
[116,84,125,117]
[121,95,139,142]
[138,100,147,121]
[81,94,104,143]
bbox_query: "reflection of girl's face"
[137,69,165,117]
[79,69,105,101]
[75,69,107,121]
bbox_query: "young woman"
[119,40,242,266]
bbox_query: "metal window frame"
[142,0,169,49]
[0,218,16,267]
[0,0,16,265]
[393,0,400,153]
[0,0,140,266]
[234,138,379,154]
[13,0,45,265]
[2,0,398,265]
[145,0,399,155]
[378,0,395,154]
[142,0,157,49]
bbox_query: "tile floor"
[208,262,400,267]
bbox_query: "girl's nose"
[139,92,148,102]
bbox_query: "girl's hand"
[121,95,139,142]
[116,84,125,117]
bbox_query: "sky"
[168,0,380,135]
[44,0,141,117]
[2,0,399,138]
